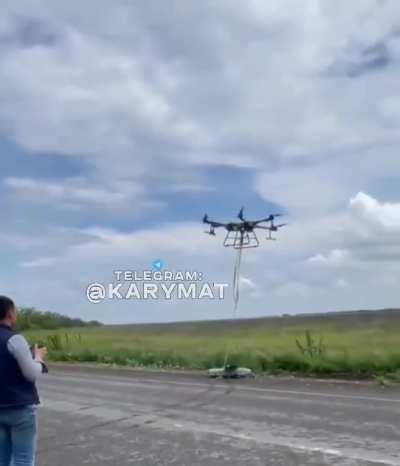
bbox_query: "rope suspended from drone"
[232,246,242,317]
[203,207,286,315]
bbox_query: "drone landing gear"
[223,230,259,249]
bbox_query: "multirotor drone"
[203,207,286,249]
[202,207,287,378]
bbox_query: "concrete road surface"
[36,367,400,466]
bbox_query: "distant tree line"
[16,307,102,331]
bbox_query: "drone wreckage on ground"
[203,207,286,379]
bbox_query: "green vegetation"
[23,309,400,379]
[16,307,102,331]
[296,330,325,358]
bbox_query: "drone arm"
[203,217,228,228]
[209,221,228,228]
[253,225,272,230]
[254,223,287,230]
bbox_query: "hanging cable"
[223,234,244,368]
[232,242,243,319]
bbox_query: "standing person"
[0,296,48,466]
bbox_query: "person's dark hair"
[0,296,15,320]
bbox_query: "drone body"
[203,207,286,248]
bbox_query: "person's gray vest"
[0,325,40,408]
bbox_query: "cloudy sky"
[1,0,400,323]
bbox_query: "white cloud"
[308,249,350,267]
[256,168,347,213]
[306,193,400,269]
[239,276,261,299]
[1,0,400,175]
[4,176,144,210]
[350,191,400,230]
[1,1,400,321]
[4,191,400,322]
[17,223,220,269]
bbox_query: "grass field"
[24,309,400,379]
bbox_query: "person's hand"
[34,344,48,362]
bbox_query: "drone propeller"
[254,213,282,224]
[238,207,245,221]
[269,214,283,221]
[202,215,228,230]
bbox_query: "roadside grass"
[24,313,400,378]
